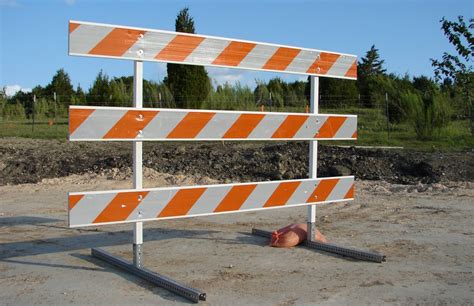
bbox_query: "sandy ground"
[0,172,473,305]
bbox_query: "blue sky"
[1,0,472,95]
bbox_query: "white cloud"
[64,0,75,5]
[206,67,251,88]
[3,85,31,97]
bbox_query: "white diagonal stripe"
[127,189,178,221]
[240,182,279,210]
[285,49,320,73]
[238,44,279,69]
[326,177,353,201]
[69,24,113,55]
[286,180,319,205]
[70,193,116,226]
[248,114,286,139]
[334,116,356,139]
[196,112,240,139]
[187,38,230,65]
[126,31,176,60]
[71,109,126,140]
[187,185,232,215]
[141,110,187,139]
[327,55,356,78]
[293,115,328,139]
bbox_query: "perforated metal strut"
[251,228,386,263]
[92,248,206,303]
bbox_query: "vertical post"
[133,61,143,268]
[32,94,36,132]
[307,76,318,241]
[385,92,390,140]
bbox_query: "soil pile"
[0,138,472,185]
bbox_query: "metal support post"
[307,76,318,241]
[133,60,144,268]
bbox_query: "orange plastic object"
[270,223,327,247]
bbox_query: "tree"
[44,69,74,104]
[357,45,387,107]
[431,16,473,134]
[358,45,386,79]
[165,8,210,109]
[87,70,111,105]
[74,84,86,104]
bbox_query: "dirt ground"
[1,170,473,305]
[1,138,473,186]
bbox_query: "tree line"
[1,9,472,140]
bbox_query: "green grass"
[0,119,68,139]
[1,109,473,152]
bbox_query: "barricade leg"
[252,76,385,263]
[251,228,386,263]
[90,60,206,303]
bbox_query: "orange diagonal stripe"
[212,41,256,66]
[263,47,301,71]
[316,116,347,138]
[345,60,357,78]
[93,191,149,224]
[306,179,339,203]
[156,35,204,62]
[69,22,80,33]
[68,194,84,210]
[166,112,215,139]
[103,110,159,139]
[223,114,265,139]
[158,188,207,217]
[69,108,95,135]
[272,115,308,138]
[214,184,257,212]
[307,52,340,74]
[264,181,301,208]
[352,131,358,139]
[344,183,355,199]
[89,28,145,57]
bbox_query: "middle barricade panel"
[69,106,357,141]
[69,176,354,227]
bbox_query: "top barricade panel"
[69,21,357,80]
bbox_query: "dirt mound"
[0,138,472,186]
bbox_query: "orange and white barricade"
[67,20,384,303]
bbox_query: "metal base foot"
[91,248,206,303]
[251,228,386,263]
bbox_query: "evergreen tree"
[44,69,74,104]
[74,84,86,104]
[87,70,111,105]
[165,8,210,109]
[357,45,387,107]
[358,45,386,79]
